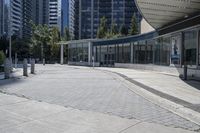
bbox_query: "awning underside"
[136,0,200,29]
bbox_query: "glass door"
[198,30,200,66]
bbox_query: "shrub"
[0,51,5,65]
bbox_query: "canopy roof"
[135,0,200,29]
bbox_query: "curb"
[98,68,200,126]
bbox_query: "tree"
[0,35,9,55]
[49,27,61,61]
[0,51,5,65]
[129,15,138,35]
[62,27,71,41]
[12,39,30,59]
[97,16,108,39]
[120,24,128,36]
[111,22,118,35]
[31,24,51,60]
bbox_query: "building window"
[184,30,197,66]
[154,39,161,65]
[138,41,146,64]
[161,37,171,66]
[123,43,131,63]
[100,45,108,65]
[146,40,153,64]
[171,35,181,65]
[134,42,139,64]
[82,43,89,62]
[198,31,200,66]
[118,44,124,63]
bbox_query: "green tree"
[97,16,108,39]
[31,24,51,60]
[49,27,61,61]
[111,22,118,35]
[62,27,71,41]
[120,24,128,36]
[12,39,30,59]
[129,15,138,35]
[0,51,5,65]
[0,35,8,55]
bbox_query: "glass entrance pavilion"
[59,0,200,78]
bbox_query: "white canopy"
[135,0,200,29]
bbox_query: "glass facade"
[171,35,181,65]
[184,30,197,66]
[199,31,200,65]
[68,42,89,62]
[75,0,142,39]
[67,27,200,70]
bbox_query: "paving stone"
[0,65,199,131]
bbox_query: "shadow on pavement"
[183,80,200,91]
[0,77,24,87]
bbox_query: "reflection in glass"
[184,31,197,66]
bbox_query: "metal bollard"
[43,58,45,66]
[4,58,11,79]
[23,59,28,77]
[31,59,35,74]
[183,65,187,80]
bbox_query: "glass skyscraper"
[61,0,74,38]
[74,0,142,40]
[49,0,74,38]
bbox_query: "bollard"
[31,59,35,74]
[43,58,45,66]
[4,58,11,79]
[23,59,28,77]
[184,65,187,80]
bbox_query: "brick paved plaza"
[0,65,199,132]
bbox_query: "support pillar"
[88,42,92,66]
[60,44,64,65]
[131,43,134,63]
[4,58,10,79]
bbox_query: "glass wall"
[100,45,108,65]
[184,30,197,66]
[68,43,89,62]
[199,31,200,66]
[154,39,161,65]
[138,41,146,64]
[171,35,181,65]
[133,42,139,63]
[68,43,77,62]
[117,44,123,63]
[161,37,171,66]
[123,43,131,63]
[146,40,153,64]
[154,37,171,66]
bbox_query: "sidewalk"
[0,93,196,133]
[97,67,200,125]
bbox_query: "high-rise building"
[62,0,74,38]
[0,0,75,39]
[74,0,142,40]
[49,0,74,38]
[49,0,59,27]
[10,0,23,37]
[32,0,49,25]
[0,0,24,38]
[0,0,4,37]
[22,0,32,39]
